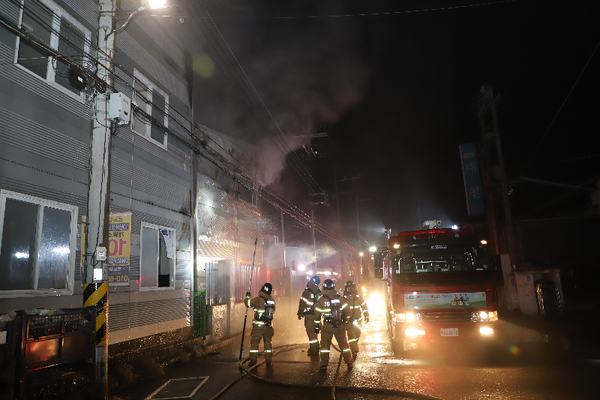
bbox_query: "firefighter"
[245,283,276,367]
[313,279,353,370]
[297,275,321,355]
[343,281,369,360]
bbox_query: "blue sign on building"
[459,144,485,216]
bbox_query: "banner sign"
[459,143,485,216]
[404,292,487,309]
[81,212,132,285]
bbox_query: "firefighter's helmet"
[322,279,335,290]
[261,283,273,295]
[345,281,355,292]
[310,275,320,286]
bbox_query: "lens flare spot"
[508,344,521,356]
[193,54,215,78]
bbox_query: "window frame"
[131,69,170,149]
[14,0,91,100]
[139,222,176,291]
[0,190,77,298]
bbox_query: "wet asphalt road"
[114,294,600,400]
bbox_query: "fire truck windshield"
[391,244,492,285]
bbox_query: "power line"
[201,0,518,20]
[5,0,352,249]
[519,37,600,175]
[183,3,324,194]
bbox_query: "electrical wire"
[515,174,600,220]
[203,0,518,20]
[185,4,324,194]
[519,37,600,176]
[4,0,355,251]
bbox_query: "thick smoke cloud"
[191,3,370,187]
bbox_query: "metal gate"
[193,290,210,337]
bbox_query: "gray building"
[0,0,280,352]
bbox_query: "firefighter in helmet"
[297,275,321,355]
[343,280,369,360]
[313,279,353,370]
[245,283,276,366]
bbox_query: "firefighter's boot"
[319,350,329,370]
[308,340,319,356]
[343,348,353,367]
[265,352,273,366]
[248,352,258,367]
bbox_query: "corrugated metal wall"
[0,0,194,345]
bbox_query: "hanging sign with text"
[81,212,132,285]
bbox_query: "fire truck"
[374,221,499,354]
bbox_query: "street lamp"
[105,0,168,39]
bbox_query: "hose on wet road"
[207,342,444,400]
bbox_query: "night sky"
[179,0,600,248]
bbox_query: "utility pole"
[309,192,327,269]
[280,210,286,269]
[84,2,116,399]
[311,208,317,269]
[477,143,500,255]
[356,190,360,248]
[480,85,517,267]
[333,164,347,280]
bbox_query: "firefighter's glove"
[298,314,302,320]
[245,292,251,306]
[314,326,320,334]
[365,316,369,324]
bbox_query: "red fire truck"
[374,223,499,354]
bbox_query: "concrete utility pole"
[309,192,327,270]
[480,85,517,267]
[280,210,286,269]
[311,208,317,269]
[477,143,500,255]
[83,1,116,399]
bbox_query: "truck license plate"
[440,328,459,337]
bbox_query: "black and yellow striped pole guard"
[84,282,108,346]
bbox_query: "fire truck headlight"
[405,327,426,337]
[396,312,419,323]
[479,327,494,335]
[471,310,498,322]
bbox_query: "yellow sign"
[81,212,132,285]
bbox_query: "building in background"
[0,0,283,354]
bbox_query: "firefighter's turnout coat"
[297,281,321,354]
[344,288,369,356]
[313,288,353,367]
[246,289,276,363]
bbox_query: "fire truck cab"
[374,224,500,355]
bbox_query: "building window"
[205,260,227,305]
[0,190,77,296]
[132,69,169,148]
[140,223,175,290]
[16,0,91,96]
